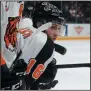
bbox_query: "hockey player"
[26,1,66,90]
[2,1,24,52]
[1,1,24,68]
[1,2,66,90]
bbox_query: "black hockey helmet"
[32,2,65,28]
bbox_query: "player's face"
[46,24,61,41]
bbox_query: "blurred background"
[23,1,91,23]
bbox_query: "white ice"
[51,40,90,90]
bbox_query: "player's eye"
[51,26,57,30]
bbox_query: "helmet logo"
[44,6,51,11]
[42,2,61,14]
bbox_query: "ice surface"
[51,40,90,90]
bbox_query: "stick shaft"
[55,63,91,69]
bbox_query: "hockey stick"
[54,63,91,69]
[9,22,52,72]
[54,43,67,55]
